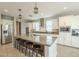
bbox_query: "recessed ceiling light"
[64,7,68,10]
[4,9,8,12]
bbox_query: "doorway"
[26,27,29,34]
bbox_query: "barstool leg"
[24,48,27,55]
[36,51,38,57]
[25,47,28,56]
[29,49,30,57]
[27,48,29,56]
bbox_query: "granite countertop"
[14,33,58,46]
[32,31,59,34]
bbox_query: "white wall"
[21,21,28,35]
[28,23,33,33]
[0,15,1,44]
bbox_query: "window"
[33,22,36,30]
[33,22,40,31]
[46,20,53,32]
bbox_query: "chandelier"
[34,2,38,14]
[18,9,22,19]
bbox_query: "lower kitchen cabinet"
[58,33,79,48]
[64,36,72,46]
[58,35,65,45]
[58,32,72,46]
[72,36,79,48]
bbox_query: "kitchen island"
[14,33,58,57]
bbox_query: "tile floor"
[0,43,79,57]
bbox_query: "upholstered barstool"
[24,40,29,56]
[33,44,41,57]
[15,38,21,50]
[38,48,44,57]
[33,44,44,57]
[25,42,33,57]
[19,39,26,53]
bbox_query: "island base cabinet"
[44,39,57,57]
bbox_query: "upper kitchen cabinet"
[59,15,73,27]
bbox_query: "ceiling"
[0,2,79,20]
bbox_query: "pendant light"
[18,9,22,19]
[34,2,38,14]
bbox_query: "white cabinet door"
[64,33,72,46]
[72,36,79,48]
[64,36,72,46]
[58,32,72,46]
[58,33,65,44]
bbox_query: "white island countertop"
[14,33,58,46]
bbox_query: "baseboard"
[2,42,12,45]
[57,43,79,49]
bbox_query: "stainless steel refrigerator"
[1,24,13,45]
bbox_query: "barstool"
[25,42,33,57]
[15,38,20,50]
[19,39,26,53]
[33,44,41,57]
[24,40,29,56]
[38,48,44,57]
[15,39,17,48]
